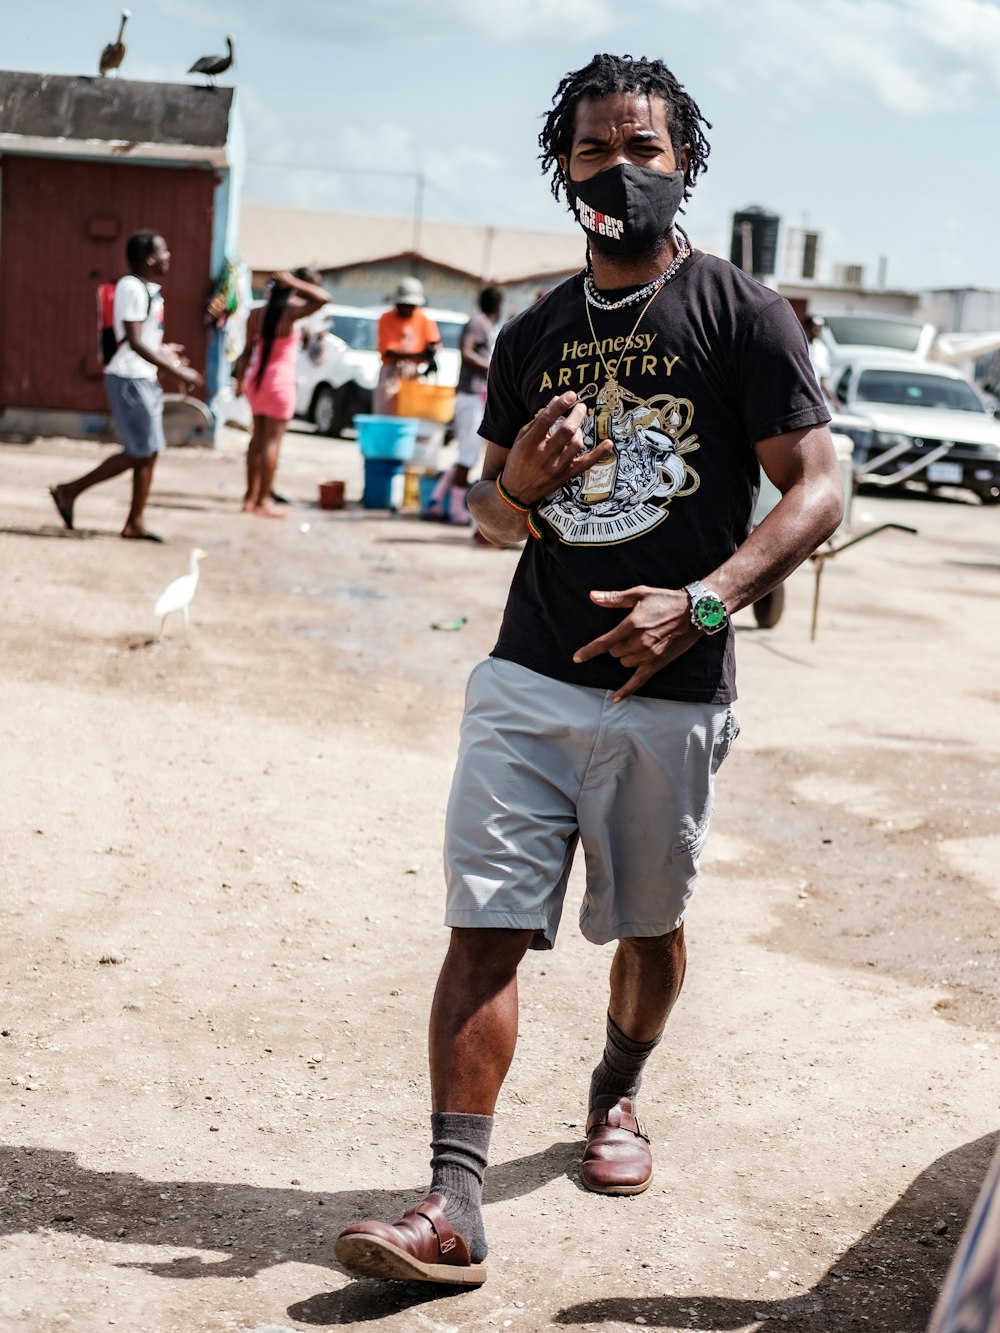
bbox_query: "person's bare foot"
[49,485,75,530]
[121,524,165,542]
[241,500,256,514]
[252,503,288,520]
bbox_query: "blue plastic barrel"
[363,458,406,510]
[354,415,420,461]
[418,472,450,520]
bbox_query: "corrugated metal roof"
[239,203,586,284]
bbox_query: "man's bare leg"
[122,456,158,538]
[581,925,687,1194]
[335,927,534,1276]
[429,926,534,1113]
[590,924,686,1106]
[51,451,136,526]
[608,925,686,1043]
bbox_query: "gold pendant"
[594,374,621,443]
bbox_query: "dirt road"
[1,429,997,1332]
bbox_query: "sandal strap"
[586,1101,649,1141]
[407,1192,465,1259]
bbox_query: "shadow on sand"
[551,1133,997,1333]
[3,1134,995,1327]
[0,1137,580,1321]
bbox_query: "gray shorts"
[104,374,165,458]
[444,657,739,949]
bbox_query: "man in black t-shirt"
[336,54,843,1287]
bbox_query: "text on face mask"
[575,199,625,240]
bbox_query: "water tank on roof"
[730,206,780,279]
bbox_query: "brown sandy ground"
[0,427,998,1332]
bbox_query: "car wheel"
[331,386,353,438]
[332,383,371,437]
[753,583,786,629]
[979,484,1000,505]
[312,385,337,436]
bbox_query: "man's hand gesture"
[500,391,613,505]
[574,586,701,702]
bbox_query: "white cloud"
[243,108,508,221]
[659,0,1000,114]
[154,0,614,43]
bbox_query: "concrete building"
[777,279,922,325]
[0,70,243,439]
[238,204,585,315]
[920,288,1000,385]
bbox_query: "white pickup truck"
[295,303,468,436]
[831,357,1000,506]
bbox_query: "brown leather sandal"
[581,1096,653,1195]
[334,1192,487,1286]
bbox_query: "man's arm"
[711,424,844,605]
[379,312,441,365]
[381,337,441,366]
[461,327,491,375]
[467,391,613,546]
[573,425,844,700]
[122,319,201,387]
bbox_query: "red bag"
[98,279,151,365]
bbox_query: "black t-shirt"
[480,252,830,703]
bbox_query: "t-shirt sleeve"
[423,314,440,345]
[479,326,527,448]
[811,341,831,379]
[738,297,831,443]
[377,312,393,355]
[116,276,149,324]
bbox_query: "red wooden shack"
[0,71,239,436]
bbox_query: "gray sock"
[429,1111,493,1263]
[588,1012,663,1112]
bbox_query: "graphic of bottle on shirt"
[579,448,619,505]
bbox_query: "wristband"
[496,475,532,514]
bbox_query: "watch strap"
[684,580,729,634]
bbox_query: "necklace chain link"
[584,282,663,388]
[584,226,692,311]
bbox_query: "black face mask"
[565,163,685,257]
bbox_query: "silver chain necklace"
[584,226,692,311]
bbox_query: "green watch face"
[694,595,727,630]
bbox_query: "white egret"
[154,547,207,639]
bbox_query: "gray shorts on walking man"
[104,374,166,458]
[444,657,739,950]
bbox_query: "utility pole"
[480,225,496,279]
[412,172,425,255]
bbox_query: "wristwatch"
[684,580,729,635]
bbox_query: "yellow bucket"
[396,381,456,424]
[402,467,422,511]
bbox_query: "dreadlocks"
[538,53,712,205]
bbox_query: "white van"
[296,303,468,436]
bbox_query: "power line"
[246,158,487,227]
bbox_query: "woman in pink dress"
[234,268,329,517]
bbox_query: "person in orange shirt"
[373,277,441,414]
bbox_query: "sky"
[6,0,1000,291]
